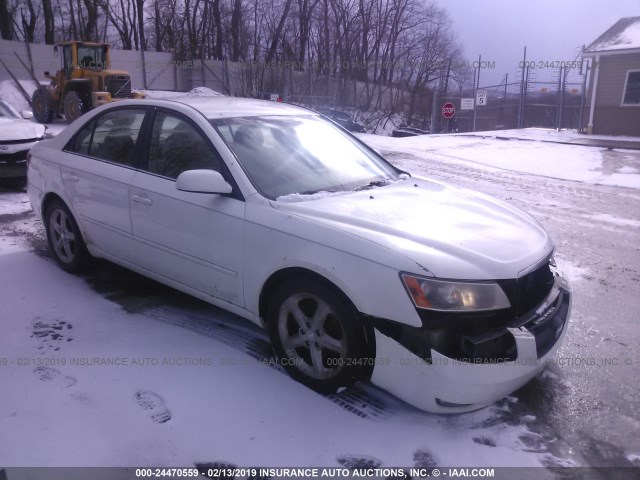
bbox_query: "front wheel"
[268,279,373,393]
[63,91,89,122]
[44,200,91,273]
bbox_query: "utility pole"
[578,57,590,133]
[517,47,527,128]
[472,54,481,132]
[557,65,566,130]
[443,57,452,95]
[501,73,508,127]
[431,88,439,133]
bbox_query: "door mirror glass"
[176,169,232,194]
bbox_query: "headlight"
[400,273,511,312]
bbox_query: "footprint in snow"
[518,432,547,453]
[413,449,438,468]
[31,318,73,351]
[336,454,382,469]
[135,390,172,424]
[33,366,77,388]
[472,436,497,447]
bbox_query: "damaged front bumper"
[369,275,571,413]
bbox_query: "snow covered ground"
[357,132,640,189]
[1,104,639,472]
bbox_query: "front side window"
[211,115,399,199]
[623,71,640,105]
[67,109,146,166]
[147,112,222,179]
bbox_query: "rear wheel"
[63,90,89,122]
[32,87,55,124]
[268,279,373,393]
[45,200,91,273]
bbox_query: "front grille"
[0,150,28,163]
[0,138,40,145]
[106,75,132,98]
[498,260,554,317]
[518,261,555,314]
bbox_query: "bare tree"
[42,0,55,43]
[0,0,14,39]
[265,0,292,63]
[20,0,37,42]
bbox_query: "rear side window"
[67,109,146,167]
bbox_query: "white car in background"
[26,96,571,412]
[0,100,46,186]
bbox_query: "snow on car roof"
[166,95,313,119]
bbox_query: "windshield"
[211,115,399,199]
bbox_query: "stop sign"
[442,102,456,118]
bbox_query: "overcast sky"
[434,0,640,86]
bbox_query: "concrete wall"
[0,39,196,94]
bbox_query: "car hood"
[272,177,553,279]
[0,118,46,142]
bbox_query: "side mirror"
[21,110,33,120]
[176,169,232,194]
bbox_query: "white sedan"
[0,100,46,185]
[27,96,571,412]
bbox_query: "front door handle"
[132,194,152,206]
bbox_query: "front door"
[129,110,245,306]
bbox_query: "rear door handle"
[62,173,79,183]
[132,194,153,206]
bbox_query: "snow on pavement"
[357,133,640,189]
[0,193,30,216]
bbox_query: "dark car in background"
[318,109,366,133]
[392,126,430,138]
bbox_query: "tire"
[63,90,89,122]
[32,87,55,124]
[267,278,373,393]
[44,199,91,273]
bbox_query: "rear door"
[60,107,148,262]
[129,109,246,306]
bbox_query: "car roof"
[162,95,314,119]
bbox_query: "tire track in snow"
[142,304,402,421]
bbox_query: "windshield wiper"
[354,178,393,191]
[298,189,337,196]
